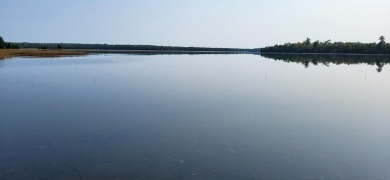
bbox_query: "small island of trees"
[261,36,390,54]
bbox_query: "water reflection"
[1,55,390,179]
[261,54,390,72]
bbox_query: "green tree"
[304,38,311,45]
[379,36,385,44]
[378,36,386,52]
[0,36,5,49]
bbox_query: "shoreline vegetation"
[0,49,87,60]
[15,42,259,53]
[261,36,390,54]
[0,35,260,60]
[2,35,390,60]
[0,49,257,60]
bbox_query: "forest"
[14,42,258,53]
[1,35,259,52]
[3,35,390,55]
[261,36,390,54]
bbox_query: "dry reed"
[0,49,87,60]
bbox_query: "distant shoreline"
[0,49,257,60]
[261,37,390,55]
[76,49,258,55]
[75,50,390,56]
[0,49,255,60]
[3,48,390,60]
[0,49,87,60]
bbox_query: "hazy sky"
[1,0,389,48]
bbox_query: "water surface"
[1,54,390,179]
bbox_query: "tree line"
[261,36,390,54]
[14,42,259,52]
[1,35,260,52]
[0,36,20,49]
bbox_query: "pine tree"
[0,36,5,49]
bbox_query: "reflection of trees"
[260,54,390,73]
[376,60,385,73]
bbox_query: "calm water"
[1,54,390,179]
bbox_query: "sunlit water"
[1,54,390,179]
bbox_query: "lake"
[1,54,390,179]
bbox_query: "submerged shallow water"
[0,54,390,179]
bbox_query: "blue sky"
[1,0,389,48]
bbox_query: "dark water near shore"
[1,54,390,179]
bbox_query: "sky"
[1,0,389,48]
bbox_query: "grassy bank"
[0,49,87,60]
